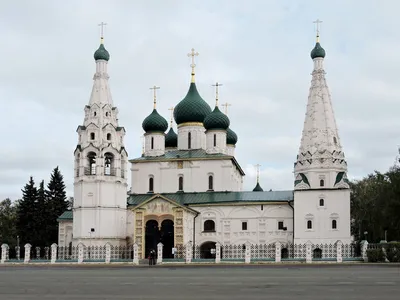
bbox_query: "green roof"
[128,190,294,206]
[253,182,264,191]
[129,149,245,175]
[94,43,110,61]
[310,42,326,59]
[165,127,177,148]
[204,106,230,130]
[57,210,73,221]
[226,127,238,145]
[142,109,168,133]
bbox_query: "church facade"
[57,32,351,259]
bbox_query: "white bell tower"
[73,26,128,246]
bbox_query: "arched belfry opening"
[87,152,97,175]
[104,152,114,176]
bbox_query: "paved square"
[0,264,399,299]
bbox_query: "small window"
[320,179,325,187]
[151,137,154,150]
[90,132,95,140]
[332,219,337,229]
[149,177,154,192]
[208,175,213,191]
[319,199,324,206]
[106,112,109,117]
[107,133,111,141]
[333,136,337,144]
[94,112,97,117]
[204,220,215,232]
[188,132,191,149]
[242,221,248,231]
[178,176,184,191]
[278,221,284,230]
[213,134,216,147]
[261,204,263,211]
[307,220,312,229]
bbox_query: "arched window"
[213,134,216,147]
[333,136,337,145]
[90,132,95,140]
[320,179,325,187]
[87,152,97,175]
[332,219,337,229]
[313,248,322,259]
[208,175,214,191]
[151,137,154,150]
[104,153,114,175]
[281,248,289,259]
[203,220,215,232]
[105,112,109,117]
[188,132,191,149]
[319,199,324,206]
[107,133,111,141]
[307,220,312,229]
[94,111,97,117]
[149,177,154,193]
[178,176,184,191]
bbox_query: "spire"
[150,85,160,109]
[187,48,199,83]
[252,164,263,191]
[168,107,174,127]
[311,19,326,59]
[212,82,223,107]
[294,25,347,184]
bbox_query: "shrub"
[385,242,400,262]
[366,249,385,262]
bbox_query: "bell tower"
[73,24,128,246]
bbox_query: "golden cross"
[168,107,174,126]
[221,102,232,115]
[98,22,107,40]
[313,19,322,41]
[149,85,160,109]
[187,48,199,82]
[254,164,261,182]
[212,82,223,107]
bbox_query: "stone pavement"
[0,264,399,299]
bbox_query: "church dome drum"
[204,106,230,130]
[142,109,168,133]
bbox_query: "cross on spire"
[98,22,107,43]
[313,19,323,42]
[212,82,223,107]
[254,164,261,183]
[187,48,199,83]
[222,102,232,115]
[149,85,160,109]
[168,107,174,126]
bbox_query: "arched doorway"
[200,241,216,259]
[160,219,174,259]
[145,220,160,258]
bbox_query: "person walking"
[148,249,156,266]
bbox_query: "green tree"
[36,180,48,247]
[0,198,18,246]
[45,166,68,244]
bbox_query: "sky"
[0,0,399,201]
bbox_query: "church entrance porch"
[160,220,174,259]
[145,220,160,259]
[144,218,175,259]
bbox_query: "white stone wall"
[177,125,206,150]
[58,221,73,247]
[131,159,243,194]
[293,189,351,244]
[226,145,235,156]
[206,130,227,154]
[144,133,165,157]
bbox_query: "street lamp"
[89,228,95,259]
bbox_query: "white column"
[157,243,163,264]
[1,244,9,263]
[51,243,57,264]
[105,243,111,264]
[78,243,84,263]
[215,242,221,264]
[306,241,312,263]
[245,242,251,264]
[24,244,32,264]
[361,240,369,262]
[133,243,139,265]
[336,241,343,263]
[275,241,281,263]
[185,242,192,264]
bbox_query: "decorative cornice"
[178,122,203,128]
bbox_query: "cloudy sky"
[0,0,399,200]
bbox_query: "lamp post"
[89,228,95,259]
[364,231,368,242]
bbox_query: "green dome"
[226,127,238,145]
[142,109,168,133]
[253,182,264,192]
[204,106,230,130]
[165,127,178,148]
[174,83,212,125]
[310,42,326,59]
[94,43,110,61]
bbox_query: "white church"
[57,29,351,260]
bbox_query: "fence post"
[51,244,57,263]
[185,242,192,264]
[1,244,9,264]
[133,243,139,265]
[157,243,163,264]
[15,246,20,261]
[336,240,343,263]
[105,243,111,264]
[275,241,281,263]
[24,244,32,264]
[214,242,221,264]
[245,242,251,264]
[78,243,84,263]
[360,240,368,262]
[306,241,312,263]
